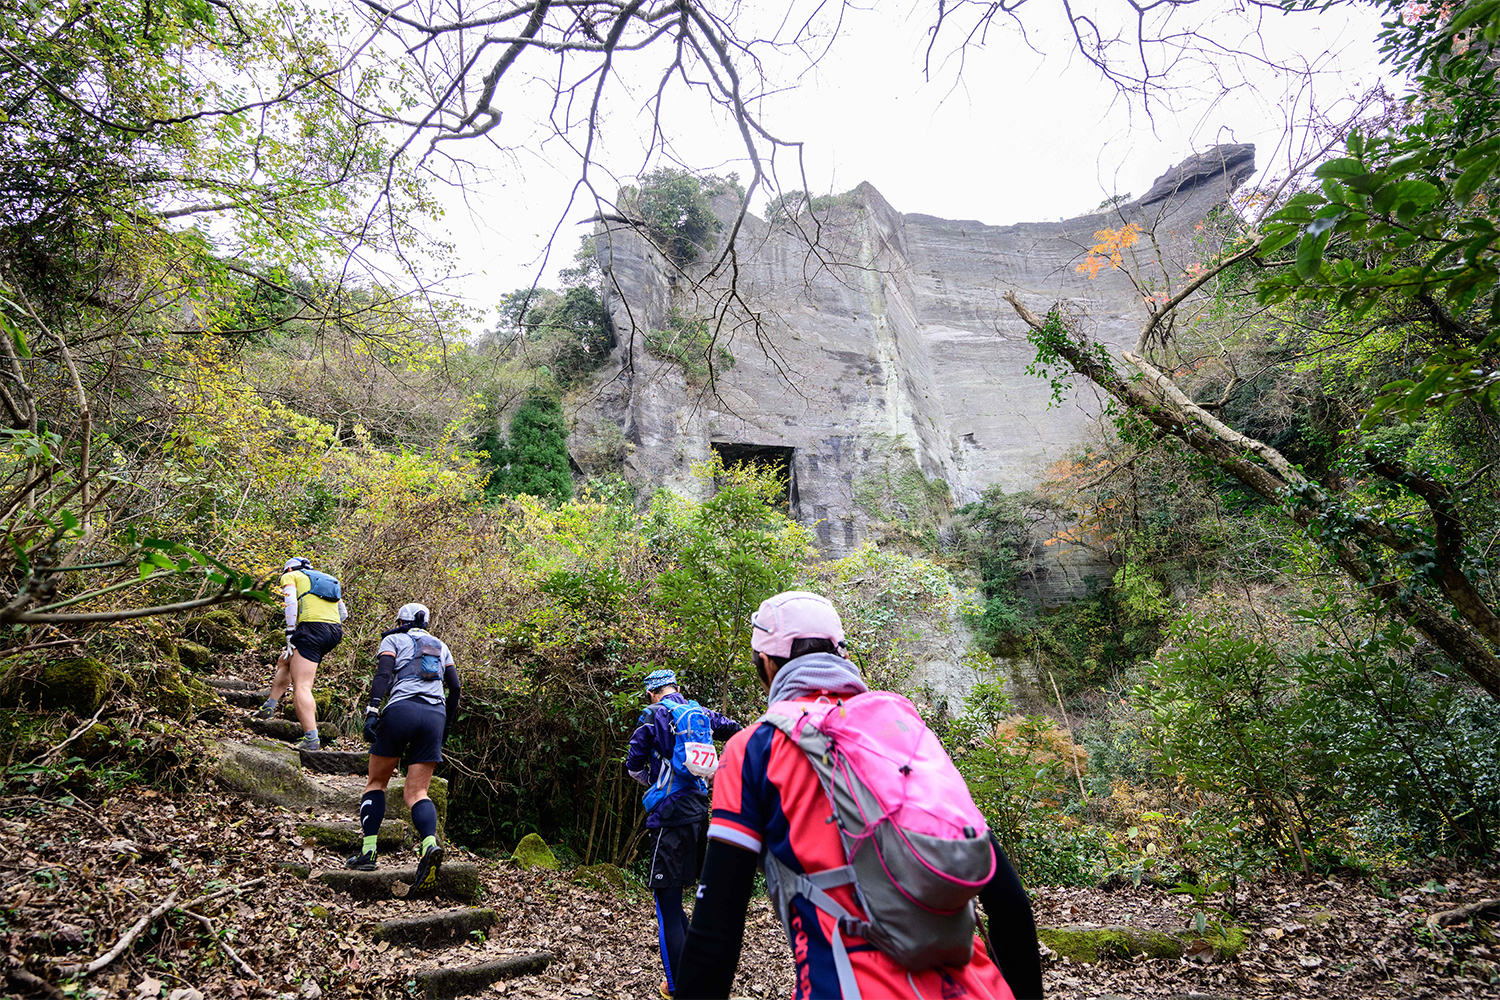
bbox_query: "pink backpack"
[759,691,996,993]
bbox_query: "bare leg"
[402,762,436,807]
[267,649,293,703]
[366,754,399,793]
[288,652,318,732]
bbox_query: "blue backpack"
[642,698,719,810]
[302,569,341,602]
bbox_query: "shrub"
[623,168,719,269]
[644,311,734,384]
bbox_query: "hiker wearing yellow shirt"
[254,557,347,750]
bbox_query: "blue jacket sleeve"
[625,709,655,785]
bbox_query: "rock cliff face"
[573,145,1254,587]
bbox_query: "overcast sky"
[418,2,1392,323]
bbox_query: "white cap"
[284,556,312,571]
[396,602,431,625]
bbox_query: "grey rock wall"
[575,145,1255,584]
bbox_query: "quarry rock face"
[575,145,1255,607]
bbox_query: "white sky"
[418,2,1393,323]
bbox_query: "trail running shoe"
[412,844,444,893]
[344,850,376,871]
[293,733,320,752]
[252,701,276,720]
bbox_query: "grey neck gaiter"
[766,651,868,706]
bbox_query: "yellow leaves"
[1076,223,1143,279]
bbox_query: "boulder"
[183,609,249,652]
[31,657,112,715]
[367,906,497,947]
[573,862,626,892]
[175,640,213,672]
[244,718,341,745]
[214,739,342,811]
[511,833,558,871]
[155,668,226,722]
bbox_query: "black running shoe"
[412,844,444,892]
[344,850,377,871]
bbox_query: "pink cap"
[750,591,845,658]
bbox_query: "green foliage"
[764,188,860,225]
[1256,5,1500,424]
[481,396,573,503]
[852,442,952,551]
[644,310,734,384]
[623,169,721,269]
[653,456,814,716]
[1134,609,1500,869]
[946,703,1103,884]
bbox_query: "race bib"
[684,741,718,778]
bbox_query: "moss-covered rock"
[29,657,112,715]
[1203,923,1247,959]
[1037,925,1183,963]
[511,833,559,871]
[73,722,118,762]
[175,640,213,672]
[573,862,625,892]
[184,608,249,652]
[298,819,410,854]
[156,667,227,722]
[214,739,336,810]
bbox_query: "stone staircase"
[207,672,554,998]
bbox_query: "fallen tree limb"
[179,908,258,979]
[1427,897,1500,927]
[183,877,266,911]
[55,890,178,978]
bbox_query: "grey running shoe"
[252,700,277,720]
[412,844,444,893]
[344,850,376,871]
[293,733,320,752]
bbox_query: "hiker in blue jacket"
[626,668,742,999]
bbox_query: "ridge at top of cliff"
[835,142,1255,229]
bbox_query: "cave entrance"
[710,442,797,515]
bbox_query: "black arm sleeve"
[977,835,1043,1000]
[365,654,397,710]
[674,839,758,999]
[443,662,461,726]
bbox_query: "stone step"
[366,906,497,948]
[221,688,271,709]
[317,861,481,904]
[414,951,553,999]
[298,819,409,854]
[245,718,340,745]
[204,676,255,691]
[299,748,369,775]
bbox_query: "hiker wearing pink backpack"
[674,591,1043,1000]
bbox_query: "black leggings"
[654,886,689,993]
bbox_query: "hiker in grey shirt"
[345,602,460,895]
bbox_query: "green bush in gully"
[478,394,573,504]
[1133,608,1500,875]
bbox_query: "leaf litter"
[1,787,1497,998]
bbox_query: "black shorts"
[647,818,708,890]
[370,698,445,764]
[291,622,342,663]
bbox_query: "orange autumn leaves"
[1076,222,1142,279]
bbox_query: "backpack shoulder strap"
[763,851,866,999]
